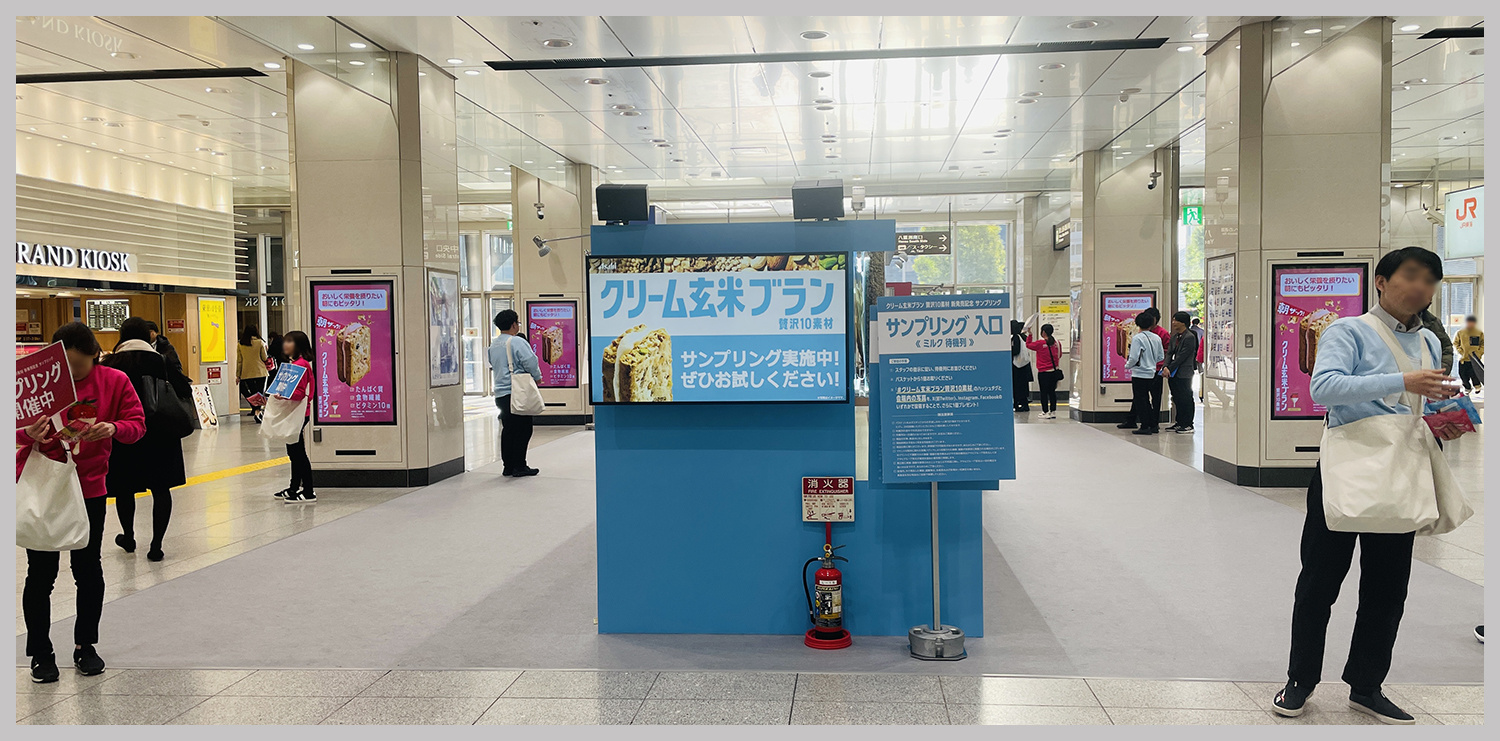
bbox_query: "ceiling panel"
[741,17,886,52]
[1394,81,1485,123]
[459,16,630,60]
[603,16,757,56]
[1008,16,1156,44]
[877,17,1022,48]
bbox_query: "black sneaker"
[1348,689,1415,725]
[114,534,135,553]
[73,645,105,676]
[273,488,292,499]
[284,490,317,503]
[1176,425,1195,434]
[515,468,540,477]
[1116,421,1138,429]
[1272,680,1313,717]
[1133,427,1154,436]
[1476,625,1484,643]
[30,653,59,684]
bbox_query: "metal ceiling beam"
[17,68,269,85]
[1418,27,1483,39]
[485,38,1169,72]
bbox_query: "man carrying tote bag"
[1272,247,1472,724]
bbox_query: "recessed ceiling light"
[1441,135,1459,141]
[1122,151,1131,155]
[815,104,834,111]
[670,158,684,163]
[1469,48,1483,56]
[993,133,1009,138]
[1067,20,1099,30]
[1021,91,1042,97]
[556,159,566,164]
[1329,25,1346,31]
[297,43,315,50]
[1222,167,1232,171]
[1401,24,1421,32]
[1017,99,1036,105]
[1290,42,1301,47]
[584,77,609,85]
[205,86,229,93]
[523,160,533,164]
[656,143,670,148]
[612,104,636,111]
[61,135,68,139]
[1177,45,1195,52]
[349,60,366,66]
[814,97,834,104]
[110,51,137,60]
[542,39,573,48]
[982,150,997,154]
[195,147,210,152]
[996,128,1013,133]
[447,58,464,65]
[1193,33,1210,40]
[349,42,367,49]
[800,30,830,40]
[464,70,480,76]
[1394,183,1406,188]
[263,62,282,70]
[1039,63,1065,70]
[1304,28,1321,35]
[619,110,641,117]
[808,71,831,78]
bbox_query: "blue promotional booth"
[591,219,1003,638]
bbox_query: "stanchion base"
[908,625,967,661]
[805,628,853,650]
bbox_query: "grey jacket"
[1165,329,1198,376]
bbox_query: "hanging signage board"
[1205,255,1236,381]
[874,293,1015,483]
[802,476,855,521]
[84,299,130,332]
[1052,221,1071,251]
[1444,185,1483,258]
[1182,205,1203,226]
[895,231,951,255]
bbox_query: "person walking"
[488,309,542,477]
[1454,315,1483,394]
[1026,323,1065,419]
[18,322,146,683]
[236,325,270,423]
[101,318,193,562]
[272,331,317,503]
[1011,319,1034,413]
[1118,311,1164,435]
[267,330,286,369]
[145,321,184,379]
[1273,246,1465,724]
[1164,311,1199,433]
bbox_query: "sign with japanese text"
[311,281,397,424]
[586,254,849,403]
[875,293,1015,483]
[1099,292,1157,384]
[1271,264,1367,420]
[198,298,225,363]
[1052,221,1071,251]
[85,299,130,332]
[1205,255,1236,381]
[17,321,43,343]
[1444,185,1483,259]
[167,319,185,331]
[895,231,951,255]
[528,300,579,388]
[1037,297,1071,353]
[14,342,76,427]
[206,366,222,385]
[266,362,307,399]
[802,476,855,521]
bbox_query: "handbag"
[260,394,308,445]
[1319,314,1471,535]
[137,375,195,439]
[16,446,91,551]
[506,336,545,416]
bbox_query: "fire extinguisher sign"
[802,476,855,522]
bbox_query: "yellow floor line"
[106,456,290,502]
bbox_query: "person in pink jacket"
[17,323,146,683]
[1026,323,1065,419]
[272,330,318,503]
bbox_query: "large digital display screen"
[586,254,849,404]
[1099,291,1157,384]
[312,281,397,425]
[527,300,579,388]
[1271,264,1367,420]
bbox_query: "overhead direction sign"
[895,231,951,255]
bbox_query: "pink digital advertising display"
[1271,264,1367,420]
[527,300,579,388]
[312,281,397,425]
[1099,291,1157,384]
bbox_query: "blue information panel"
[265,363,307,399]
[586,254,849,404]
[875,294,1016,483]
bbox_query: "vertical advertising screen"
[527,300,579,388]
[311,281,397,425]
[1271,263,1367,420]
[197,298,225,363]
[1099,291,1157,383]
[586,254,849,404]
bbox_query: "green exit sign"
[1182,205,1203,225]
[507,219,513,230]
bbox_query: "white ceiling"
[13,15,1485,213]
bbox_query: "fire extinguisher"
[803,542,852,649]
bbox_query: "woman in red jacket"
[17,323,146,683]
[1026,323,1065,419]
[273,330,317,503]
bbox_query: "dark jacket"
[100,342,191,492]
[1165,329,1199,376]
[154,335,185,379]
[1419,309,1455,371]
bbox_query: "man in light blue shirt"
[487,309,543,477]
[1275,247,1466,724]
[1120,311,1164,435]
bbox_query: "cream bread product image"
[602,324,673,402]
[1298,309,1338,375]
[336,322,372,385]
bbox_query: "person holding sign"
[268,331,317,503]
[16,323,146,684]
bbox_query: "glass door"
[462,297,486,394]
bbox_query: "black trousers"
[1037,370,1061,413]
[1458,360,1483,390]
[1287,464,1415,693]
[1169,374,1195,428]
[113,487,173,551]
[285,421,313,493]
[24,496,108,656]
[1130,377,1157,430]
[1012,366,1031,410]
[239,377,267,415]
[497,395,535,471]
[1149,373,1165,416]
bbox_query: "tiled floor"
[15,669,1484,725]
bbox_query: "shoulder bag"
[507,336,546,416]
[260,394,308,445]
[16,445,90,551]
[1319,314,1471,535]
[137,374,196,439]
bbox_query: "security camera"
[534,202,545,220]
[1423,203,1444,226]
[1119,93,1129,103]
[1148,171,1161,190]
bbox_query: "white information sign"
[1206,254,1236,381]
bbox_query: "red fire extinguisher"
[803,534,852,649]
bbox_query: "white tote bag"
[16,446,90,552]
[1320,314,1470,535]
[507,336,545,416]
[260,394,309,445]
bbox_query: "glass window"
[489,234,514,290]
[1178,188,1207,318]
[889,225,954,287]
[955,223,1009,285]
[266,237,285,294]
[463,297,486,394]
[235,237,259,294]
[459,234,483,291]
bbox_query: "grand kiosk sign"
[16,242,131,273]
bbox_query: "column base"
[312,456,465,488]
[1204,455,1316,488]
[1069,409,1172,424]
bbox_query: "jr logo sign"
[1456,197,1478,222]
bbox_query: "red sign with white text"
[14,342,77,427]
[802,476,855,522]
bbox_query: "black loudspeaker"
[596,184,649,224]
[792,179,845,220]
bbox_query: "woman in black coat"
[101,317,192,562]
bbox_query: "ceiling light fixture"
[619,110,641,116]
[1067,20,1099,30]
[1193,33,1209,39]
[612,104,635,111]
[263,62,282,70]
[982,150,997,154]
[808,71,831,78]
[542,39,573,48]
[815,104,834,111]
[584,77,609,85]
[1177,45,1194,52]
[1304,28,1321,35]
[1039,63,1065,70]
[1291,42,1301,47]
[1017,98,1036,105]
[814,97,834,104]
[350,42,368,49]
[800,30,830,40]
[1401,24,1421,32]
[110,52,137,60]
[993,133,1009,138]
[1021,91,1042,97]
[464,70,480,75]
[1469,48,1483,56]
[1329,25,1346,31]
[447,58,464,64]
[297,43,315,50]
[349,60,366,66]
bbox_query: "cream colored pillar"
[286,53,464,487]
[1201,19,1392,486]
[1021,192,1076,399]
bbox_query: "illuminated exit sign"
[1182,206,1202,225]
